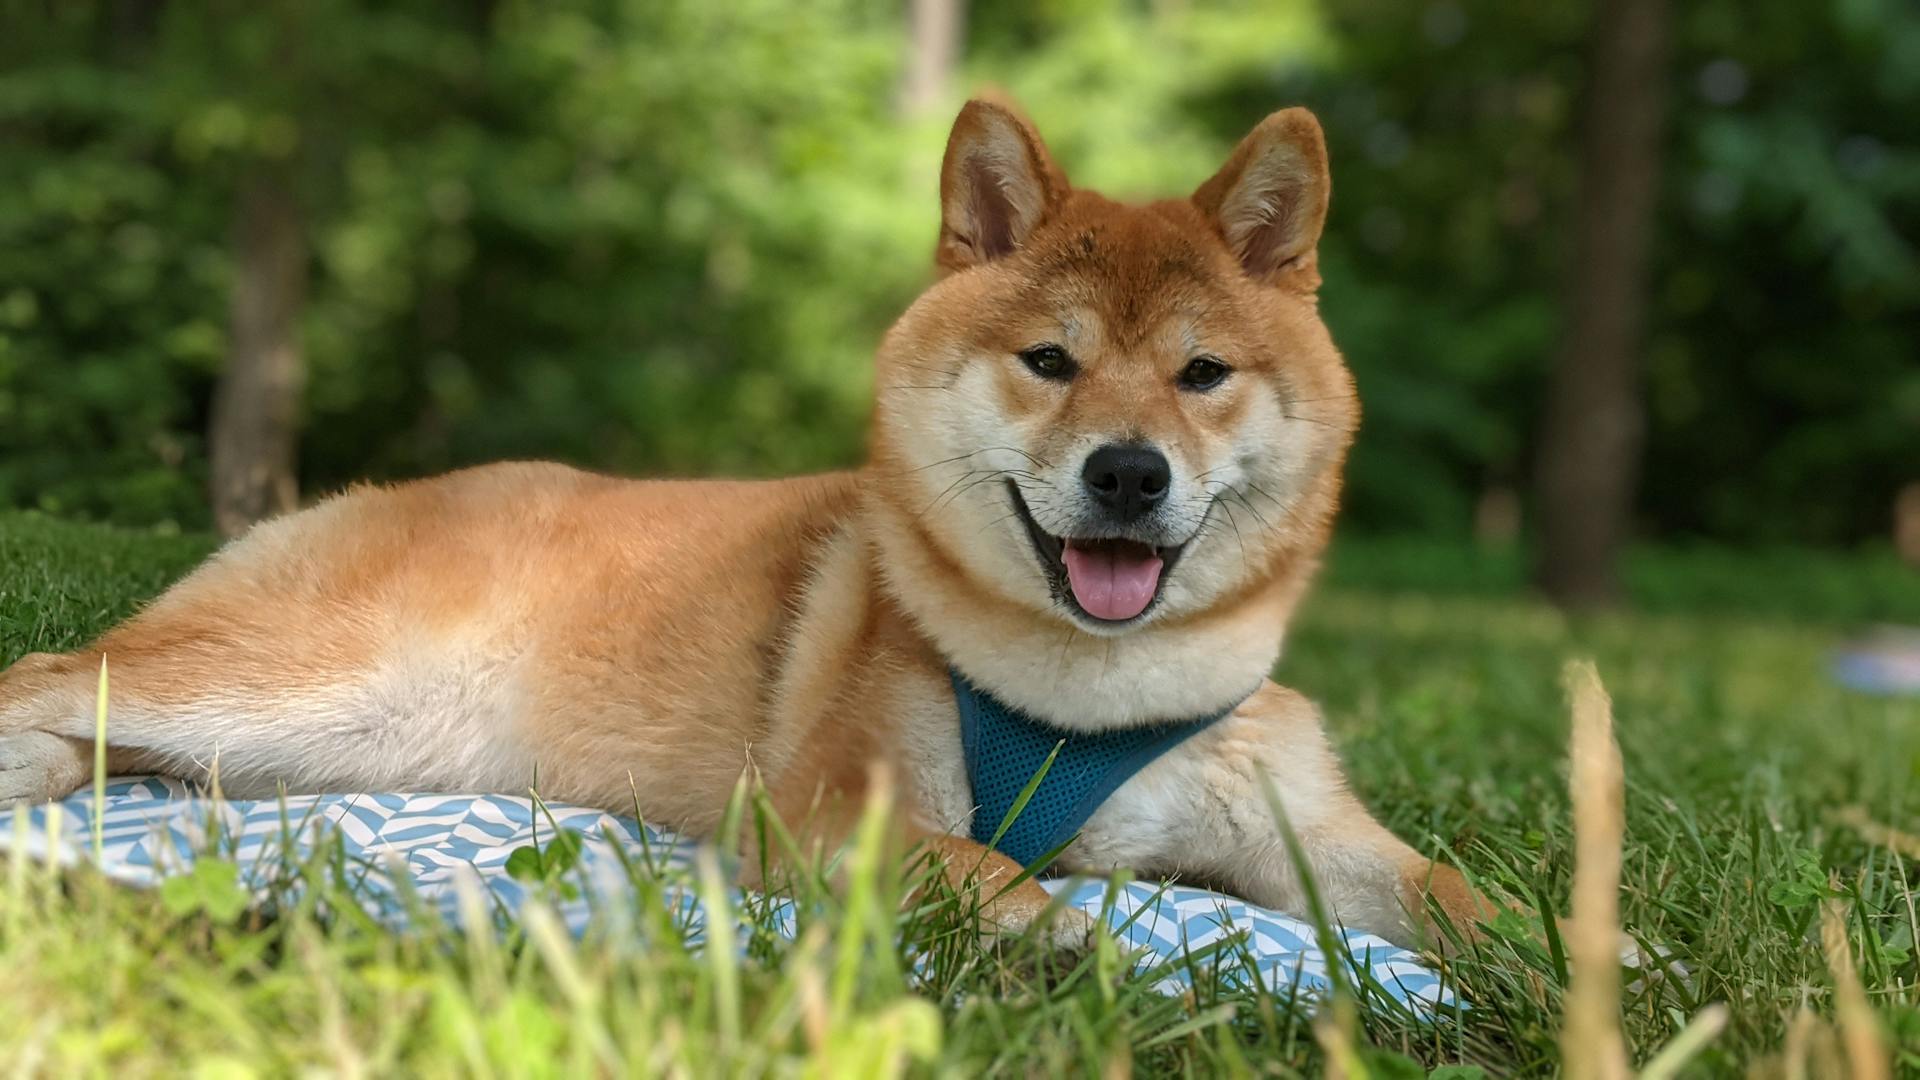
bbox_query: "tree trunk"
[899,0,964,117]
[210,168,307,537]
[1532,0,1670,609]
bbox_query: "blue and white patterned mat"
[0,778,1450,1008]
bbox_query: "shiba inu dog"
[0,99,1494,948]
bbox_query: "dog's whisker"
[923,466,1036,521]
[1281,411,1343,431]
[973,510,1024,538]
[1228,490,1273,532]
[1216,499,1251,578]
[915,469,989,520]
[1242,480,1287,510]
[941,472,1011,513]
[1051,624,1077,683]
[909,450,988,474]
[990,445,1052,470]
[909,446,1052,475]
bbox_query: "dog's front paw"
[0,731,89,805]
[979,889,1098,952]
[1037,903,1100,952]
[981,900,1100,988]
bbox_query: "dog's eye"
[1178,356,1231,391]
[1018,344,1076,381]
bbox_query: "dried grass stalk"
[1832,806,1920,862]
[1561,660,1631,1080]
[1822,899,1890,1080]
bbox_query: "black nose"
[1081,443,1171,521]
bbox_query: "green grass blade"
[978,739,1064,867]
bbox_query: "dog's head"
[866,100,1358,724]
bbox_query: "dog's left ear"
[936,99,1066,274]
[1192,108,1330,291]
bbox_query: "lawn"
[1,509,1915,1076]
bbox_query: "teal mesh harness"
[951,669,1239,869]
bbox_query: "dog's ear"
[1192,108,1330,291]
[937,99,1065,273]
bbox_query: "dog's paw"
[1038,903,1100,953]
[979,892,1099,953]
[0,732,88,805]
[978,902,1099,986]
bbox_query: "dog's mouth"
[1004,480,1189,624]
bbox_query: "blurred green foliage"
[1323,534,1920,624]
[0,0,1914,545]
[1292,0,1920,545]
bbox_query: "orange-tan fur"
[0,100,1492,949]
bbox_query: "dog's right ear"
[936,99,1065,274]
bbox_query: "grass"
[2,508,1917,1075]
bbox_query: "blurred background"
[2,0,1915,615]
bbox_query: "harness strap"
[952,669,1237,869]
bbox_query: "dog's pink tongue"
[1062,542,1163,621]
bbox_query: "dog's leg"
[0,510,533,802]
[0,636,344,801]
[0,653,95,802]
[748,763,1092,949]
[0,723,91,805]
[917,832,1094,949]
[0,732,89,803]
[1,625,533,802]
[1222,820,1498,952]
[1184,682,1498,950]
